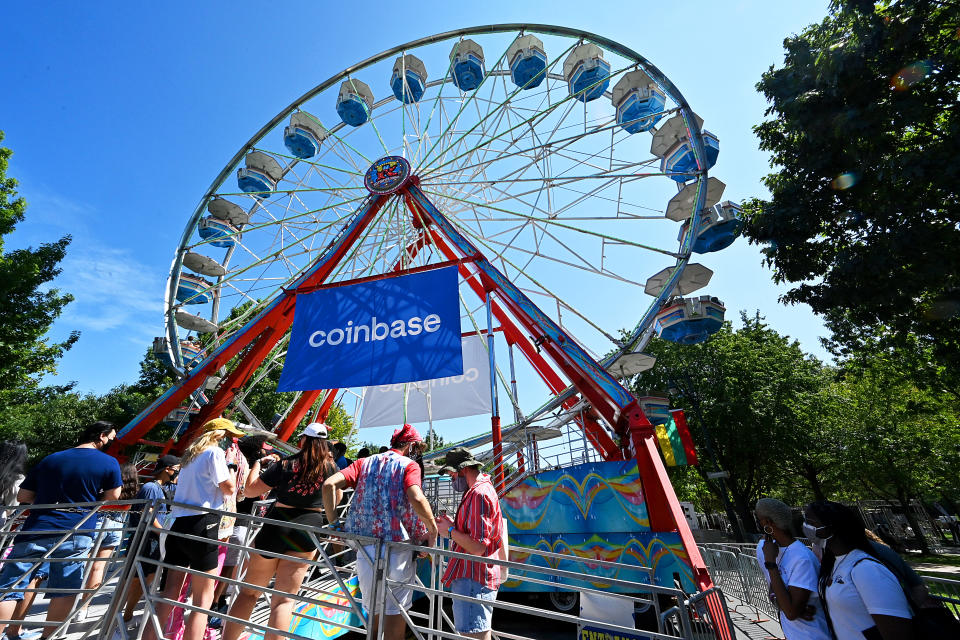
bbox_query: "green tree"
[833,346,960,553]
[628,313,832,530]
[0,132,78,396]
[743,0,960,379]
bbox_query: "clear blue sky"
[1,1,832,399]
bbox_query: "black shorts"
[253,506,325,555]
[164,513,221,571]
[136,532,163,574]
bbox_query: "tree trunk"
[803,464,827,502]
[897,489,931,555]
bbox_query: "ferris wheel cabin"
[182,251,226,278]
[637,395,672,425]
[679,200,744,254]
[612,70,666,133]
[336,79,374,126]
[176,273,214,305]
[237,150,283,197]
[507,35,547,89]
[198,217,239,249]
[284,112,328,159]
[391,54,428,103]
[651,113,719,182]
[450,39,485,91]
[654,296,726,344]
[564,43,610,102]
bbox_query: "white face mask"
[802,521,832,554]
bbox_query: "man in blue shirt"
[0,421,122,639]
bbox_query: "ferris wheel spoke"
[416,33,525,170]
[420,187,679,258]
[419,38,579,172]
[421,60,633,182]
[445,215,624,347]
[251,146,363,179]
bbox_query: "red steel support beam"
[113,194,389,453]
[628,413,712,591]
[405,184,712,593]
[424,226,621,460]
[180,327,281,449]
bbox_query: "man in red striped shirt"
[437,447,504,640]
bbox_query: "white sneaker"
[76,608,88,622]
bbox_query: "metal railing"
[698,543,960,629]
[2,498,739,640]
[0,500,155,639]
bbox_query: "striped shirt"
[441,473,503,590]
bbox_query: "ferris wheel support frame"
[403,182,711,590]
[119,171,713,590]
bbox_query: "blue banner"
[278,266,463,391]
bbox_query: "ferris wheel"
[130,24,739,458]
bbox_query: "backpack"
[850,555,960,639]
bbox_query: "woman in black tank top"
[223,423,340,640]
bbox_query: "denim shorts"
[95,514,124,549]
[0,534,93,599]
[450,577,497,633]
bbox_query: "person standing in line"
[0,441,28,527]
[142,418,244,640]
[223,423,340,640]
[0,422,121,640]
[437,448,504,640]
[77,463,141,619]
[212,435,268,615]
[754,498,830,640]
[322,424,438,640]
[123,454,181,624]
[332,441,351,470]
[803,501,912,640]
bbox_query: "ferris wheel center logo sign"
[364,155,412,195]
[278,265,463,391]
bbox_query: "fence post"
[98,500,158,640]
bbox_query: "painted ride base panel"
[500,460,695,593]
[242,576,362,640]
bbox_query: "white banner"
[359,334,491,429]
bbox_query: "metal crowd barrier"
[2,498,737,640]
[0,499,155,640]
[699,543,960,629]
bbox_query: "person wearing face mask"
[437,447,505,640]
[123,454,181,624]
[0,421,122,640]
[323,423,438,640]
[754,498,830,640]
[803,501,912,640]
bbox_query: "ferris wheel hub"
[364,155,413,195]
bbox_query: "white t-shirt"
[756,539,831,640]
[170,447,230,519]
[825,549,912,640]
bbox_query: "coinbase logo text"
[308,314,442,347]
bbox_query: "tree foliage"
[628,313,832,531]
[0,132,78,396]
[742,0,960,376]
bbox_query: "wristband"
[448,525,455,537]
[764,561,779,571]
